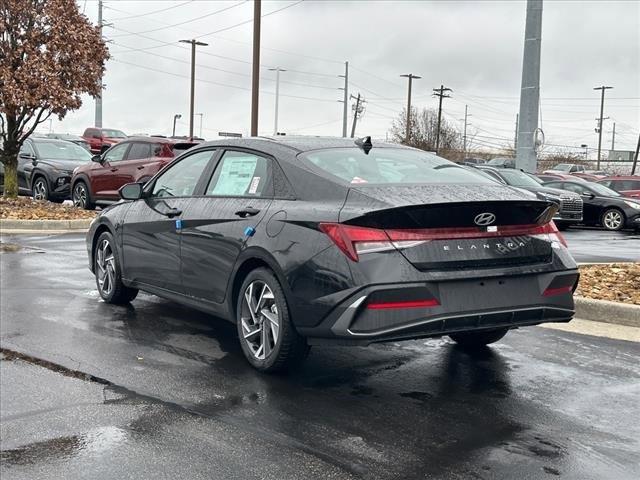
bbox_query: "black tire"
[600,208,625,231]
[556,223,569,231]
[72,181,95,210]
[236,267,309,373]
[50,198,65,204]
[94,231,138,304]
[32,176,50,201]
[449,328,509,348]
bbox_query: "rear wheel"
[449,328,509,348]
[236,268,309,372]
[73,181,95,210]
[601,208,625,231]
[94,231,138,304]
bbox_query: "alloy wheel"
[96,239,116,297]
[240,281,280,360]
[603,210,622,230]
[33,179,47,201]
[73,183,87,208]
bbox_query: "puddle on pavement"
[0,241,45,254]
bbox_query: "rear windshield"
[301,148,494,185]
[553,164,573,172]
[102,129,126,138]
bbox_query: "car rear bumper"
[297,270,578,345]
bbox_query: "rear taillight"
[367,299,440,310]
[319,221,567,262]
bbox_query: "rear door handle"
[110,168,118,172]
[137,166,145,170]
[165,208,182,218]
[235,207,260,218]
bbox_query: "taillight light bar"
[319,221,567,262]
[542,285,574,297]
[367,299,440,310]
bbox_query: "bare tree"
[0,0,109,197]
[390,107,461,153]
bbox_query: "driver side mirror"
[19,152,34,160]
[91,154,103,163]
[119,182,144,201]
[583,193,595,200]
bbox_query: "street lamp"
[268,67,286,136]
[172,114,182,137]
[179,39,208,139]
[400,74,421,143]
[196,113,204,138]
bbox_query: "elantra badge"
[474,212,496,226]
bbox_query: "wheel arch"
[89,222,117,273]
[71,173,93,196]
[227,248,290,322]
[29,169,50,191]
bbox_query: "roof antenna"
[355,136,372,154]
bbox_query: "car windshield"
[527,174,544,184]
[496,169,542,188]
[302,148,494,185]
[588,182,621,197]
[35,141,93,162]
[552,164,573,172]
[102,129,127,138]
[487,158,509,165]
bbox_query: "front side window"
[151,149,215,198]
[588,182,620,197]
[19,142,35,157]
[127,143,152,160]
[103,143,129,163]
[206,151,271,197]
[302,148,493,185]
[563,183,588,195]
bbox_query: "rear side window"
[206,151,272,197]
[618,180,640,190]
[301,148,493,185]
[127,142,152,160]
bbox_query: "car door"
[17,141,36,193]
[180,149,276,304]
[91,142,131,199]
[120,148,217,293]
[111,142,155,185]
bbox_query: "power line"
[105,1,195,21]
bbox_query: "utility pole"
[95,0,103,128]
[460,105,471,154]
[250,0,261,136]
[350,93,365,138]
[516,0,543,173]
[197,113,203,138]
[268,67,286,136]
[339,61,349,137]
[514,113,519,150]
[400,74,421,144]
[611,122,616,151]
[632,133,639,175]
[594,85,613,169]
[433,84,452,154]
[179,39,208,139]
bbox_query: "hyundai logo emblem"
[474,212,496,226]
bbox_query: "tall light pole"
[95,0,104,128]
[268,67,286,135]
[339,61,349,137]
[179,39,208,139]
[460,105,471,154]
[515,0,543,173]
[250,0,261,136]
[196,113,203,138]
[594,85,613,169]
[400,74,421,144]
[172,114,181,137]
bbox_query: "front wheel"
[236,268,309,372]
[72,181,95,210]
[601,208,625,231]
[94,231,138,304]
[449,328,509,348]
[32,177,50,201]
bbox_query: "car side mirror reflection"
[119,183,144,201]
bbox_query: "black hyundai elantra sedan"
[86,136,579,372]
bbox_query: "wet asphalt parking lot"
[0,229,639,479]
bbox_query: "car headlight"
[623,200,640,210]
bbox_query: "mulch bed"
[576,263,640,305]
[0,197,96,220]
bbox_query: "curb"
[0,218,93,233]
[575,297,640,328]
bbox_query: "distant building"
[608,150,635,162]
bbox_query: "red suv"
[70,137,196,209]
[82,127,128,154]
[597,176,640,199]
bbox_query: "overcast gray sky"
[53,0,639,154]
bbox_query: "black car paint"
[543,180,640,230]
[87,137,578,345]
[17,138,91,199]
